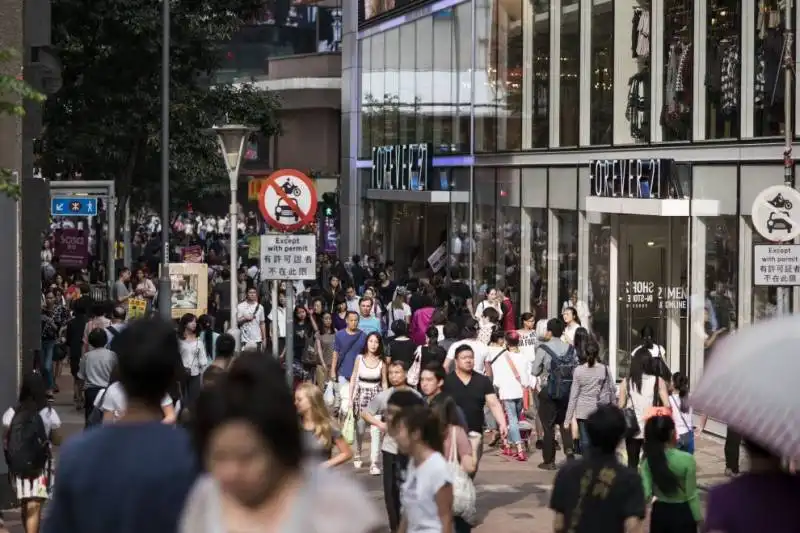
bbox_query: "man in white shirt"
[237,287,266,352]
[344,285,360,313]
[443,320,490,374]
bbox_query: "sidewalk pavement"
[2,374,731,532]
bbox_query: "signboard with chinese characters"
[753,244,800,286]
[259,234,316,280]
[623,281,687,310]
[588,159,683,200]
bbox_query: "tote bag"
[447,427,476,521]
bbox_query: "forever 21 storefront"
[340,0,800,394]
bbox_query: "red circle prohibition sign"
[258,169,318,231]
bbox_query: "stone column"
[339,0,361,258]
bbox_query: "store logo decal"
[589,159,683,200]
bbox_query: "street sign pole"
[271,280,279,358]
[285,282,294,387]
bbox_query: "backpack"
[5,409,49,478]
[543,345,578,401]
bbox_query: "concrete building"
[0,0,59,507]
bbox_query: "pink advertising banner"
[57,229,89,268]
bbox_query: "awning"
[585,197,720,217]
[365,190,469,203]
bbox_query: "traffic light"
[321,192,338,218]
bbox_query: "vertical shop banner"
[323,217,338,254]
[128,297,147,319]
[181,245,203,263]
[57,229,89,268]
[247,235,261,259]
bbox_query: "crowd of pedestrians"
[5,243,797,533]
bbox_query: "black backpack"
[544,345,578,401]
[5,410,49,478]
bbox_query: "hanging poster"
[56,229,89,268]
[160,263,209,319]
[181,245,203,263]
[127,297,147,319]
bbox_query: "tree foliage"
[40,0,281,209]
[0,48,46,198]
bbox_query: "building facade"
[340,0,799,392]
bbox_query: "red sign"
[57,229,89,268]
[258,169,318,231]
[181,245,203,263]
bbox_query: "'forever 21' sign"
[589,158,683,199]
[370,143,432,191]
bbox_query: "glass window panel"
[371,32,386,147]
[590,0,613,145]
[416,17,435,145]
[557,211,579,313]
[754,0,793,137]
[528,208,548,317]
[559,0,580,146]
[532,0,550,148]
[496,170,520,315]
[498,0,523,150]
[706,1,741,139]
[705,217,737,363]
[475,0,497,152]
[662,0,693,141]
[472,169,497,288]
[360,38,372,158]
[433,10,455,153]
[449,201,470,274]
[625,5,651,144]
[398,23,416,145]
[456,2,472,152]
[384,29,401,145]
[588,214,611,365]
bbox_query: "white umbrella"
[691,314,800,459]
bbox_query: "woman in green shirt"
[641,415,702,533]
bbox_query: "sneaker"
[538,462,557,471]
[516,451,528,462]
[353,459,363,469]
[369,465,381,476]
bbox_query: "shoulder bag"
[669,395,695,453]
[407,346,423,387]
[87,388,110,427]
[622,378,640,438]
[502,351,530,411]
[596,364,612,405]
[447,426,476,521]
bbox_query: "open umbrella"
[690,314,800,459]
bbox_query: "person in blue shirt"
[356,297,382,335]
[330,312,367,415]
[43,317,199,533]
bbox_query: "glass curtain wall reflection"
[663,0,693,141]
[754,0,793,137]
[532,0,550,147]
[475,0,498,151]
[588,215,610,365]
[590,0,613,145]
[557,212,579,314]
[360,38,372,157]
[433,8,456,152]
[498,0,523,150]
[416,16,435,148]
[559,0,580,146]
[398,23,417,144]
[706,0,741,139]
[496,170,521,316]
[370,33,387,147]
[384,29,400,145]
[472,169,497,295]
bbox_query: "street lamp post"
[158,0,171,320]
[212,125,256,350]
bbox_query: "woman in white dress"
[561,306,581,344]
[475,288,503,323]
[2,372,62,533]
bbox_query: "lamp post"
[212,124,256,349]
[158,0,171,320]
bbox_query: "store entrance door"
[616,215,688,378]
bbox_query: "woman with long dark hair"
[178,313,208,407]
[565,339,614,455]
[2,372,62,533]
[291,305,320,383]
[197,315,218,362]
[668,372,694,453]
[617,350,669,470]
[572,327,592,364]
[640,416,701,533]
[349,332,387,475]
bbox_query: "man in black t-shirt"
[447,266,473,312]
[442,344,507,473]
[550,405,646,533]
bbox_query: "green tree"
[40,0,281,212]
[0,48,45,198]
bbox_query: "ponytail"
[643,416,679,494]
[671,372,690,413]
[585,341,599,368]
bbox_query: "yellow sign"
[128,297,147,319]
[248,235,260,259]
[247,178,266,201]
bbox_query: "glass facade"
[589,0,613,145]
[559,0,580,146]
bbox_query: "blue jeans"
[503,399,523,444]
[41,339,56,389]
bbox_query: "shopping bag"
[323,381,336,408]
[342,409,356,445]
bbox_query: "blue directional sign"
[50,197,98,217]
